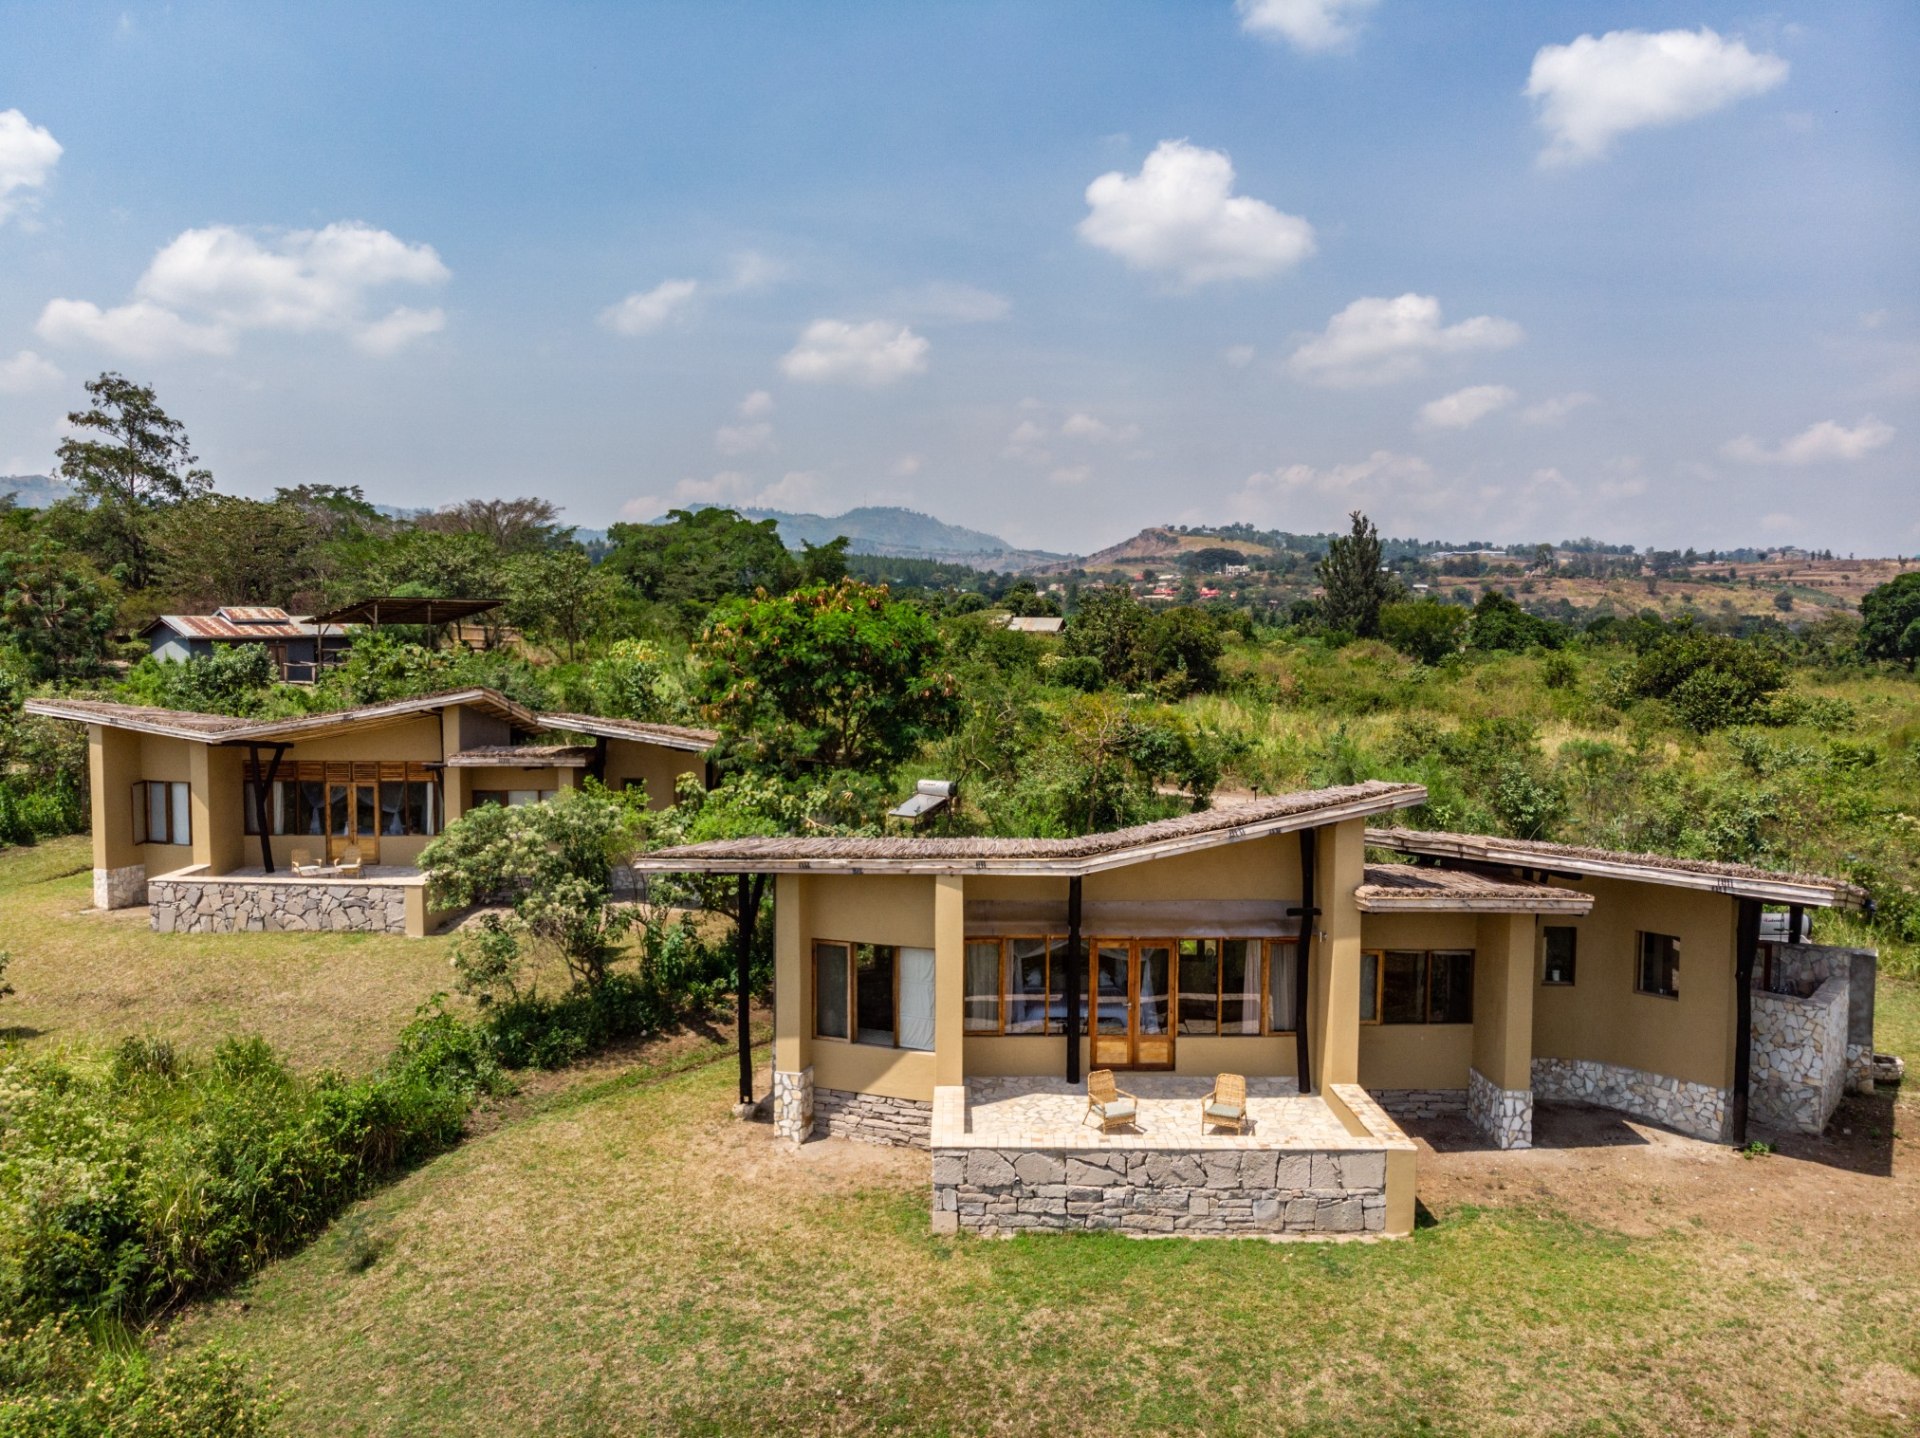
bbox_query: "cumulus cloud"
[0,349,64,394]
[1060,412,1142,444]
[1078,140,1315,288]
[600,278,699,335]
[0,109,61,224]
[1223,344,1257,369]
[1235,0,1378,54]
[1519,391,1597,426]
[1049,465,1092,486]
[1721,416,1894,465]
[715,421,774,456]
[779,319,928,386]
[1288,293,1522,388]
[1417,384,1516,431]
[37,221,449,358]
[738,389,774,418]
[1234,450,1445,524]
[1526,28,1788,166]
[894,281,1010,323]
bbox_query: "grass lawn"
[188,1033,1920,1437]
[0,835,462,1073]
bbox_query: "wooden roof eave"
[1354,890,1595,915]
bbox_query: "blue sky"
[1,1,1914,552]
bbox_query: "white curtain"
[898,946,936,1051]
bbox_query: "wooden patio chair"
[333,845,365,879]
[1083,1069,1140,1134]
[288,847,328,877]
[1201,1073,1249,1135]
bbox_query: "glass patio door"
[325,782,380,862]
[1088,940,1175,1071]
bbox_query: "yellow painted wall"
[1530,878,1738,1090]
[1312,818,1366,1087]
[459,765,568,794]
[1356,911,1479,1090]
[806,874,938,949]
[88,725,141,872]
[601,740,705,811]
[270,714,445,762]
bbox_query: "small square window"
[1542,926,1577,986]
[1636,932,1680,998]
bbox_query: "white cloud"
[1526,28,1789,167]
[1519,391,1597,426]
[1223,344,1257,369]
[891,453,923,478]
[0,109,61,224]
[1759,511,1798,534]
[1417,384,1516,431]
[1288,293,1522,388]
[37,298,235,359]
[600,278,699,336]
[727,251,783,291]
[1078,140,1315,289]
[714,420,774,456]
[1049,465,1092,486]
[1235,0,1378,54]
[738,389,775,418]
[38,221,449,359]
[0,349,64,394]
[895,281,1010,323]
[1235,450,1444,523]
[1721,416,1895,465]
[779,319,928,386]
[1004,419,1049,461]
[1060,412,1143,444]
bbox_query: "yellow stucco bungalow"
[635,781,1876,1239]
[25,688,716,938]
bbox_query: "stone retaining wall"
[772,1067,813,1143]
[814,1087,932,1148]
[932,1144,1390,1236]
[94,863,147,910]
[1371,1088,1466,1121]
[1532,1056,1730,1141]
[1751,975,1848,1134]
[148,875,409,934]
[1467,1068,1533,1149]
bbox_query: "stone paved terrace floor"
[212,864,424,882]
[959,1074,1364,1151]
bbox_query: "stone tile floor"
[217,864,424,883]
[960,1074,1358,1151]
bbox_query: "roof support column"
[1731,897,1761,1145]
[1291,828,1317,1095]
[1064,876,1083,1084]
[735,872,768,1107]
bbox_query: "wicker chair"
[1083,1069,1140,1134]
[1201,1073,1249,1135]
[289,847,328,877]
[334,844,365,879]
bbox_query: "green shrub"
[0,1318,275,1437]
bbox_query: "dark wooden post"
[736,873,764,1107]
[1730,897,1761,1145]
[1292,827,1318,1095]
[1787,903,1805,946]
[1064,876,1083,1084]
[248,744,287,874]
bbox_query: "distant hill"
[663,504,1071,572]
[1072,525,1282,571]
[0,474,69,507]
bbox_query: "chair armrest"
[1116,1087,1139,1103]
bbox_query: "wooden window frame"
[1541,925,1578,987]
[1002,933,1057,1036]
[1360,949,1384,1025]
[1634,930,1681,1000]
[1264,939,1300,1035]
[813,939,913,1049]
[812,940,852,1042]
[1363,948,1476,1026]
[962,937,1005,1035]
[131,780,191,847]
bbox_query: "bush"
[1628,629,1786,733]
[0,1318,276,1437]
[1379,599,1466,665]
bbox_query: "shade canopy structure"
[306,596,503,628]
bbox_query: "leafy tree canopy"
[1628,629,1786,733]
[603,507,799,617]
[1860,571,1920,669]
[1379,598,1468,664]
[0,541,119,683]
[1466,589,1565,653]
[1317,510,1395,639]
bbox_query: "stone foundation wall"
[1766,943,1877,1096]
[932,1145,1389,1236]
[1467,1068,1533,1149]
[1751,976,1848,1134]
[148,876,409,934]
[1371,1088,1466,1121]
[94,863,147,910]
[814,1087,932,1148]
[773,1067,814,1143]
[1532,1056,1731,1141]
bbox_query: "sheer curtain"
[898,947,936,1051]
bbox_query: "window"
[1266,941,1299,1033]
[1636,931,1679,998]
[471,790,507,809]
[1005,936,1053,1034]
[814,942,850,1040]
[1178,938,1264,1036]
[1542,926,1577,986]
[963,941,1002,1033]
[242,780,289,835]
[132,781,191,846]
[1362,948,1475,1025]
[1177,939,1219,1034]
[813,940,934,1050]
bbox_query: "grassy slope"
[0,835,461,1073]
[191,1049,1919,1438]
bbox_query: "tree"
[1061,587,1150,683]
[1143,606,1225,695]
[1379,598,1467,664]
[1466,590,1565,652]
[1860,572,1920,669]
[422,785,644,999]
[53,373,212,588]
[503,548,613,661]
[1317,510,1393,638]
[0,541,119,681]
[603,508,798,620]
[1628,630,1786,733]
[152,494,322,611]
[416,497,568,553]
[695,579,959,772]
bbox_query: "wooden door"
[1088,940,1175,1071]
[325,782,380,862]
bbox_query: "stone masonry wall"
[148,877,409,934]
[1768,942,1877,1095]
[1467,1067,1533,1149]
[1751,976,1848,1134]
[933,1145,1389,1236]
[94,863,147,910]
[1532,1056,1731,1141]
[772,1067,814,1143]
[814,1087,932,1148]
[1371,1088,1466,1121]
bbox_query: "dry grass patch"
[189,1053,1920,1437]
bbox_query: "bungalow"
[24,688,716,938]
[633,782,1876,1240]
[141,607,354,684]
